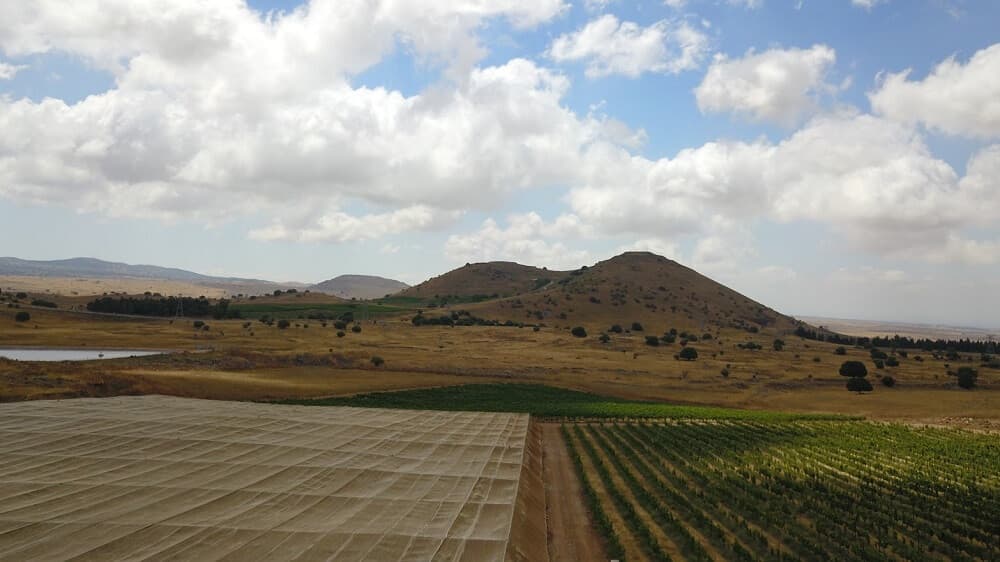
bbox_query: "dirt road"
[542,423,606,562]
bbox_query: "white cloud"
[548,14,709,78]
[0,1,587,238]
[1,0,998,271]
[584,0,616,11]
[0,60,26,80]
[695,44,838,126]
[249,205,461,243]
[869,43,1000,138]
[851,0,887,9]
[566,112,1000,265]
[444,213,591,269]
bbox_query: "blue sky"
[1,0,999,327]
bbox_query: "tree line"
[86,296,242,319]
[794,326,996,353]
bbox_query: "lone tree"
[773,338,785,351]
[571,326,587,338]
[645,335,660,346]
[678,347,698,361]
[847,377,874,393]
[14,311,30,322]
[956,367,978,389]
[839,360,868,378]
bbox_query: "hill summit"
[421,252,799,333]
[309,274,409,300]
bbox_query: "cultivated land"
[0,395,541,562]
[1,251,998,560]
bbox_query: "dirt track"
[541,423,605,562]
[0,396,533,561]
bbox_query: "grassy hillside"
[309,274,409,300]
[400,261,571,301]
[458,252,801,334]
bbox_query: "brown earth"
[542,424,606,562]
[1,304,997,424]
[401,261,570,300]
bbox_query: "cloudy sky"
[1,0,999,327]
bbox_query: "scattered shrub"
[571,326,587,338]
[773,339,785,351]
[678,347,698,361]
[631,322,644,332]
[720,368,730,377]
[370,356,384,367]
[30,299,57,308]
[956,367,978,389]
[881,375,896,387]
[599,333,610,344]
[834,346,847,355]
[192,320,205,329]
[847,377,873,393]
[336,330,345,338]
[14,311,30,322]
[609,324,623,333]
[644,335,660,347]
[885,357,899,367]
[839,361,868,378]
[277,319,291,329]
[351,324,362,333]
[873,359,885,369]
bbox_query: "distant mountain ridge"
[0,257,272,284]
[309,275,409,300]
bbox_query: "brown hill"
[401,261,571,300]
[445,252,802,334]
[310,275,409,300]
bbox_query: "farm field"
[1,304,997,424]
[0,395,543,562]
[562,420,1000,562]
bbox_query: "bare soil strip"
[540,423,605,562]
[0,396,533,561]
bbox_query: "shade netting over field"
[0,396,530,561]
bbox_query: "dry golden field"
[1,303,996,424]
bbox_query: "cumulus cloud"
[1,0,998,269]
[548,14,709,78]
[565,112,1000,265]
[869,43,1000,138]
[249,205,461,243]
[0,1,586,234]
[0,60,25,79]
[444,213,591,269]
[695,44,838,126]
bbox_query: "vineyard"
[563,420,1000,562]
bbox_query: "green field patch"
[231,302,410,319]
[278,383,855,421]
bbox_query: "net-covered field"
[563,419,999,562]
[0,396,533,561]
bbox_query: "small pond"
[0,348,166,361]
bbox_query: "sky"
[1,0,999,328]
